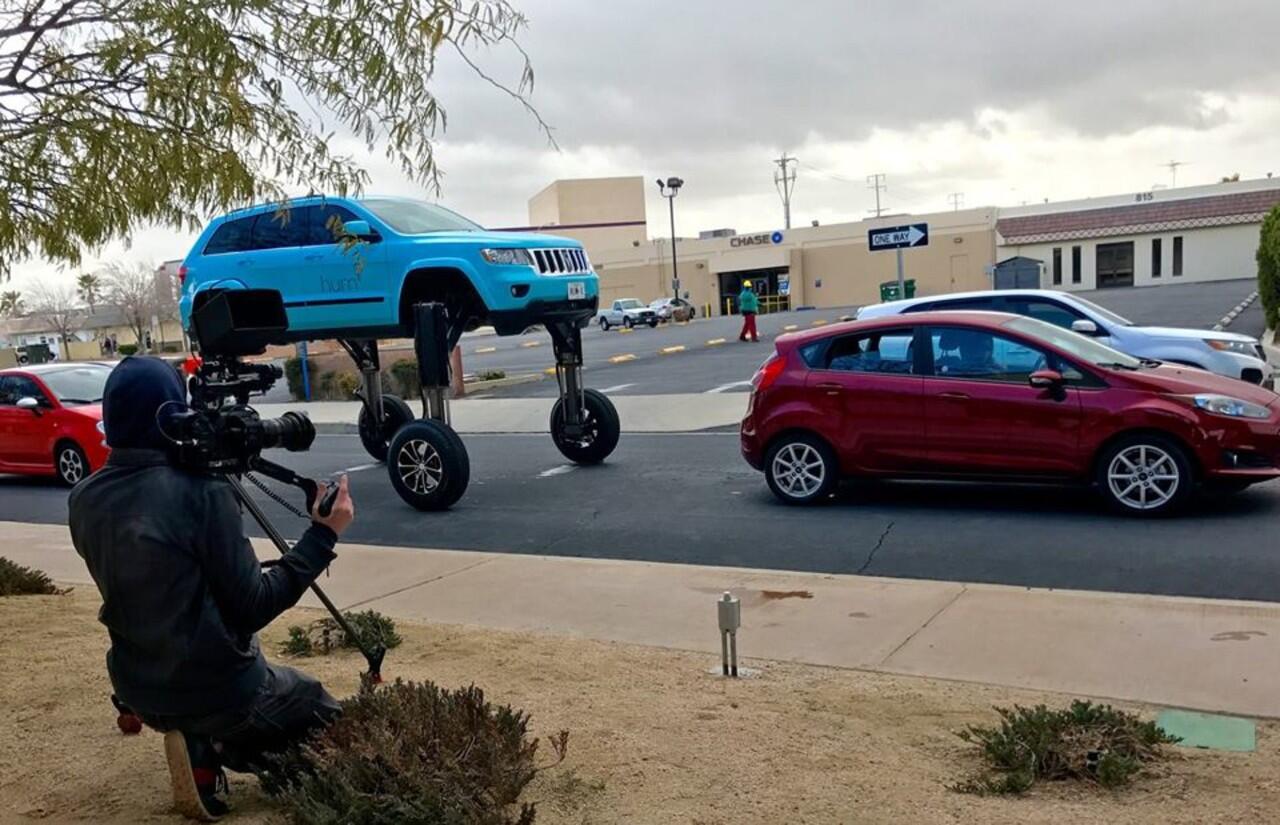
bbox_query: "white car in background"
[856,289,1273,388]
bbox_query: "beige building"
[516,176,648,252]
[584,206,998,315]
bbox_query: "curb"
[1212,290,1258,331]
[309,373,543,432]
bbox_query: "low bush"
[335,371,360,398]
[260,679,567,824]
[1259,204,1280,332]
[117,343,138,356]
[0,557,62,596]
[389,358,421,398]
[476,369,507,382]
[280,610,403,657]
[284,356,318,400]
[952,700,1179,795]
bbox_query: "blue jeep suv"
[178,195,618,512]
[178,195,599,339]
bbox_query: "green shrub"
[1259,205,1280,332]
[335,371,360,399]
[951,700,1178,795]
[284,356,319,400]
[260,679,568,824]
[280,610,403,657]
[0,557,62,596]
[117,343,138,356]
[476,369,506,382]
[390,358,421,398]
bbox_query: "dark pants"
[140,664,340,773]
[739,311,758,341]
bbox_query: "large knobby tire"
[550,388,621,465]
[387,420,470,511]
[764,432,838,505]
[55,441,90,487]
[1095,433,1194,517]
[358,394,415,461]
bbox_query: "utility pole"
[773,153,798,229]
[1162,160,1187,188]
[656,177,685,302]
[866,173,887,217]
[947,192,964,211]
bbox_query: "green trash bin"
[878,279,917,302]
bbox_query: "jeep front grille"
[532,247,590,275]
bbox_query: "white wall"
[1003,222,1262,291]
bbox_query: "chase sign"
[730,230,785,248]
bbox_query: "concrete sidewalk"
[10,520,1280,717]
[255,392,747,434]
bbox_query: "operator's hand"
[312,474,354,537]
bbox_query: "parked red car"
[741,312,1280,515]
[0,363,112,486]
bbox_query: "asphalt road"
[6,433,1280,602]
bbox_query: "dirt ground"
[3,590,1279,825]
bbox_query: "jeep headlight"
[480,248,534,266]
[1205,339,1257,355]
[1191,394,1271,419]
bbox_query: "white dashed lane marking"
[706,380,753,394]
[600,383,637,393]
[537,464,578,478]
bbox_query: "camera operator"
[69,357,354,821]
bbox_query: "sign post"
[868,222,929,299]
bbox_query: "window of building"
[1052,247,1062,285]
[1172,236,1183,276]
[1151,238,1162,278]
[1071,246,1081,284]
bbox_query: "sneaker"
[163,731,229,821]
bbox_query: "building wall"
[1004,223,1262,292]
[525,177,648,253]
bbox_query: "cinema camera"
[176,289,385,681]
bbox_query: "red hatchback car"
[741,312,1280,515]
[0,363,112,486]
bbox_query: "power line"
[947,192,965,211]
[799,162,860,185]
[866,173,887,217]
[773,153,798,230]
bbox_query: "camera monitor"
[191,290,289,356]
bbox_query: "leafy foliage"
[0,556,62,596]
[390,359,423,398]
[0,289,22,317]
[280,610,403,657]
[1258,205,1280,333]
[0,0,548,279]
[477,369,507,381]
[284,356,317,400]
[952,701,1179,795]
[260,679,567,824]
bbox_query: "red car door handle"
[938,391,970,400]
[816,382,842,396]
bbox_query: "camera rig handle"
[230,462,386,683]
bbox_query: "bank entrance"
[717,267,790,315]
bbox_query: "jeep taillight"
[177,264,188,287]
[752,355,786,391]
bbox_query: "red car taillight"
[752,355,787,391]
[177,264,188,287]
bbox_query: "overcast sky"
[17,0,1280,290]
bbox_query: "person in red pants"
[737,281,760,342]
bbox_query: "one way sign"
[868,223,929,251]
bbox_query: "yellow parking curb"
[609,353,637,364]
[839,315,855,322]
[706,338,726,346]
[543,366,558,375]
[616,327,635,334]
[474,346,497,354]
[520,341,541,348]
[660,345,686,355]
[783,324,799,331]
[810,319,828,327]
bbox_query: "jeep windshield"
[361,199,483,234]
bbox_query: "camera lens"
[258,410,316,452]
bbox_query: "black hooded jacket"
[68,357,336,717]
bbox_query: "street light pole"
[657,176,684,302]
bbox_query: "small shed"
[993,256,1043,290]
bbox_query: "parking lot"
[2,278,1274,601]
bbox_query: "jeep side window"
[251,207,312,250]
[309,205,360,246]
[202,216,256,255]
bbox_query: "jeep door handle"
[938,391,970,400]
[816,382,842,396]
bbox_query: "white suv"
[857,289,1273,389]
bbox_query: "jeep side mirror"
[341,220,379,242]
[16,396,41,414]
[1071,319,1099,336]
[1029,369,1064,390]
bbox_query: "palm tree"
[0,290,24,318]
[77,272,102,313]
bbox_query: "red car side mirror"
[1029,370,1064,390]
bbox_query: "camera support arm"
[226,462,386,682]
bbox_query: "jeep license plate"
[567,281,586,300]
